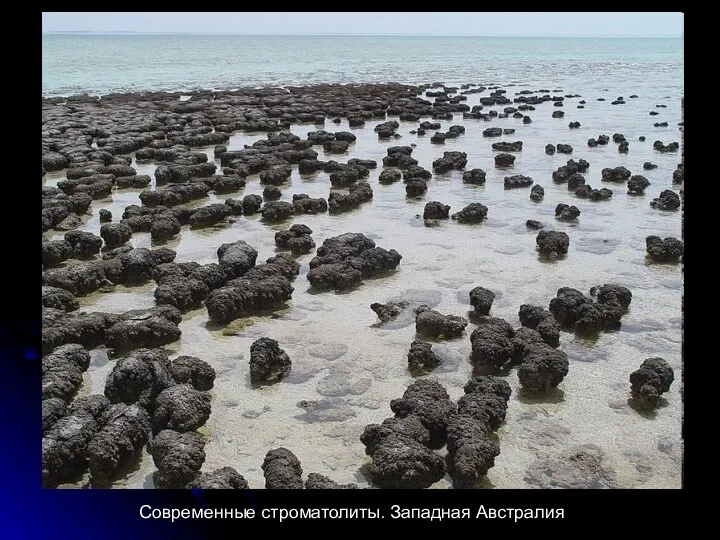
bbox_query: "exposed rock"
[414,305,468,339]
[262,447,304,489]
[249,337,292,382]
[645,236,683,263]
[536,230,570,256]
[151,430,206,488]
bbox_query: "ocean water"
[42,34,684,489]
[42,34,683,98]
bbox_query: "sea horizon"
[42,31,682,38]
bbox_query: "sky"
[41,12,683,37]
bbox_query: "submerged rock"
[414,305,468,339]
[370,301,409,323]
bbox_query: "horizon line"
[42,31,683,38]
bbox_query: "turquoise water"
[41,34,683,97]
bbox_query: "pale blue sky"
[42,12,683,37]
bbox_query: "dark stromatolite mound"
[414,305,467,339]
[643,162,658,170]
[292,193,328,214]
[379,168,402,184]
[549,285,632,335]
[601,166,632,183]
[116,175,152,189]
[204,255,298,323]
[100,222,132,249]
[152,264,214,312]
[307,233,401,291]
[650,190,681,210]
[518,304,561,348]
[452,203,488,224]
[259,164,293,186]
[139,182,211,208]
[526,219,544,230]
[445,376,510,487]
[556,144,573,154]
[151,430,206,488]
[262,447,304,489]
[494,153,515,167]
[555,203,580,221]
[188,203,232,228]
[42,397,67,435]
[64,230,103,258]
[57,174,114,199]
[492,141,523,152]
[216,240,258,279]
[104,348,173,410]
[407,340,441,373]
[575,185,613,201]
[469,286,495,316]
[87,403,150,484]
[360,416,445,488]
[168,355,216,391]
[152,384,211,434]
[186,467,249,489]
[249,337,292,383]
[405,179,428,197]
[566,173,586,190]
[517,341,569,391]
[645,236,684,263]
[468,316,515,368]
[105,306,182,352]
[536,230,570,256]
[545,144,556,155]
[423,201,450,220]
[42,240,73,268]
[403,165,432,182]
[462,168,486,184]
[629,357,674,409]
[504,175,533,189]
[242,194,263,215]
[432,151,467,173]
[203,174,246,194]
[151,214,182,241]
[653,140,679,153]
[42,343,91,402]
[370,301,410,323]
[260,200,295,223]
[42,309,115,354]
[42,408,101,487]
[328,182,373,213]
[383,146,418,169]
[275,223,316,254]
[389,380,457,449]
[627,175,651,195]
[305,473,358,489]
[375,120,400,139]
[530,185,544,202]
[673,165,684,185]
[483,127,502,137]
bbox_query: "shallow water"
[43,84,683,489]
